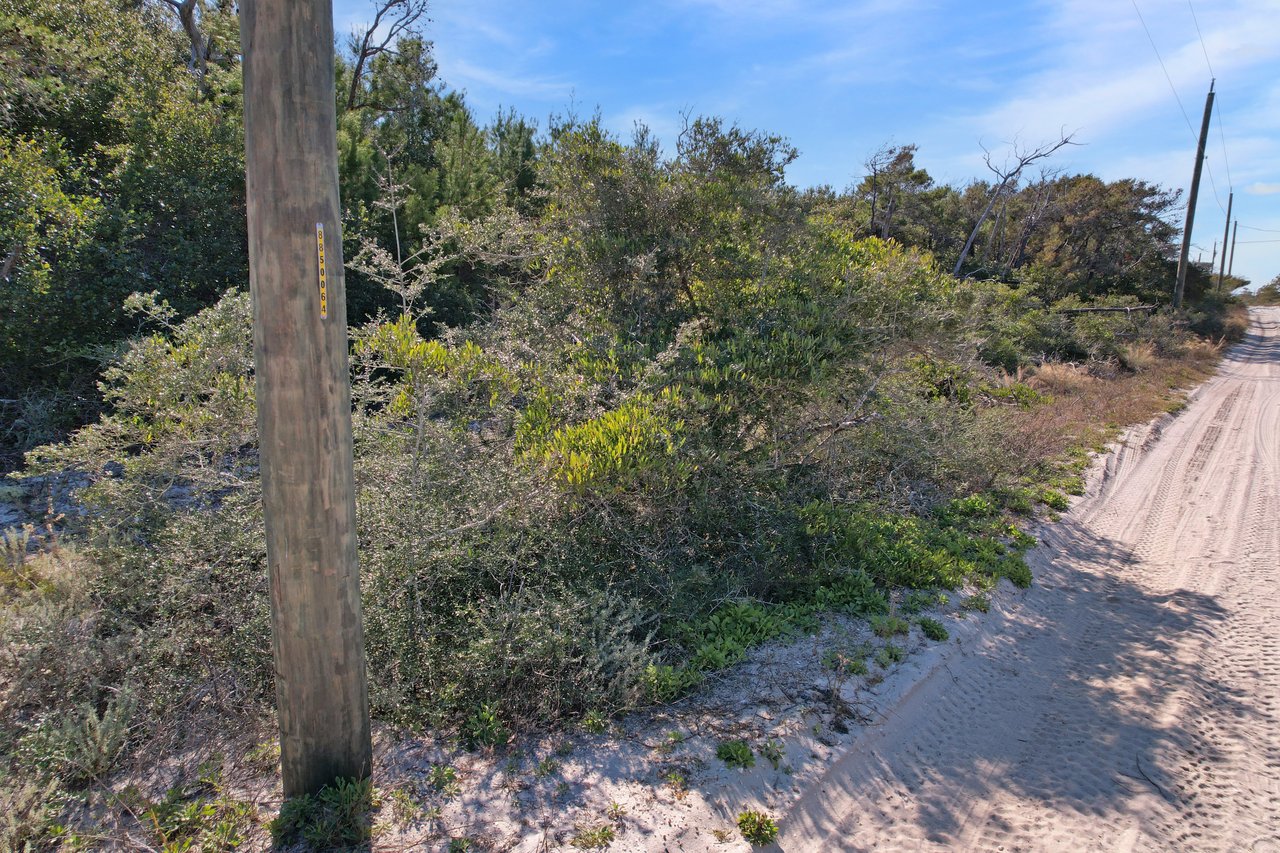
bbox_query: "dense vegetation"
[0,1,1252,847]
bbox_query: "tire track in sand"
[779,307,1280,852]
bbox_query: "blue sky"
[333,0,1280,289]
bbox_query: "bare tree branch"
[344,0,428,112]
[953,131,1078,277]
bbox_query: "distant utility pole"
[241,0,372,797]
[1217,191,1233,293]
[1174,81,1215,309]
[1228,220,1238,278]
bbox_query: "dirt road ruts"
[781,307,1280,852]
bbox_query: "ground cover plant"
[0,3,1247,844]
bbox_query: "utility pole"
[1228,220,1238,278]
[1174,81,1215,309]
[241,0,372,797]
[1217,191,1233,293]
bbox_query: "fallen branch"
[1056,305,1158,315]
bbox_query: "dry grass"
[1007,347,1222,471]
[1027,362,1093,395]
[1223,304,1251,343]
[1119,342,1158,373]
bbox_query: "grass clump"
[737,810,780,845]
[572,823,617,848]
[870,613,910,638]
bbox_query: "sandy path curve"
[779,307,1280,852]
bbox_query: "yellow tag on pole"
[315,222,329,319]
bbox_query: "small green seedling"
[759,739,784,770]
[428,763,460,796]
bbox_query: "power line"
[1131,0,1197,143]
[1131,0,1230,214]
[1236,239,1280,244]
[1187,0,1235,191]
[1204,160,1227,214]
[1214,95,1234,190]
[1240,224,1280,234]
[1187,0,1215,79]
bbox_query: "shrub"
[737,810,779,845]
[269,777,376,849]
[918,617,949,642]
[716,740,755,770]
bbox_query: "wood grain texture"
[241,0,371,797]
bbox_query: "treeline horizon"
[0,0,1246,469]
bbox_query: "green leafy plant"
[428,764,460,796]
[581,709,609,734]
[662,770,688,796]
[759,739,785,770]
[918,617,949,641]
[716,739,755,770]
[875,644,906,668]
[269,777,376,849]
[737,810,779,845]
[870,613,910,638]
[462,703,509,750]
[386,787,422,826]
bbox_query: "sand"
[779,306,1280,851]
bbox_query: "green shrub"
[270,777,376,849]
[874,644,906,668]
[0,775,61,852]
[918,617,949,641]
[716,739,755,770]
[737,810,779,845]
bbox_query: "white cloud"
[966,0,1279,144]
[1246,182,1280,195]
[440,56,573,99]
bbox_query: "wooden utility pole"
[1174,81,1214,309]
[1217,191,1233,293]
[1228,220,1238,277]
[241,0,372,797]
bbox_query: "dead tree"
[953,132,1077,277]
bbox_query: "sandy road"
[780,308,1280,852]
